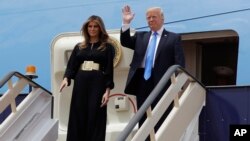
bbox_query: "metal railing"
[116,65,206,141]
[0,71,58,141]
[0,71,51,115]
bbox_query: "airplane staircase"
[1,67,249,141]
[116,65,206,141]
[116,65,250,141]
[0,71,58,141]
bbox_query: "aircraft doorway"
[181,30,239,86]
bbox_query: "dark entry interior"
[181,30,239,86]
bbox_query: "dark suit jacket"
[120,28,185,94]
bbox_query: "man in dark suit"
[120,5,185,132]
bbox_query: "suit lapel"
[156,29,169,58]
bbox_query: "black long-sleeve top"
[64,42,114,89]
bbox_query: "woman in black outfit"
[59,15,114,141]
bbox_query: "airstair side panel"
[199,86,250,141]
[0,88,58,141]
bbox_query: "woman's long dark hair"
[80,15,109,50]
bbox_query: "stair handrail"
[116,65,205,141]
[0,71,51,94]
[0,71,58,141]
[0,71,52,115]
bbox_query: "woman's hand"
[101,88,110,107]
[59,78,68,92]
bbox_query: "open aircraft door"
[50,30,138,141]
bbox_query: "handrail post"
[146,106,155,141]
[8,79,17,113]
